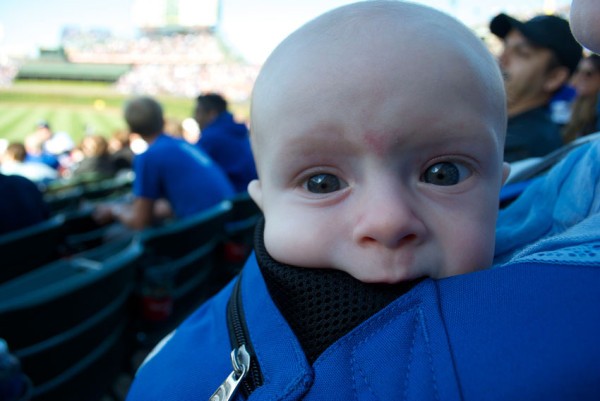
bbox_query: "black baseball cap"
[490,13,582,73]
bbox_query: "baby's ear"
[501,162,511,185]
[247,179,264,211]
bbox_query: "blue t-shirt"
[134,134,234,219]
[197,112,257,193]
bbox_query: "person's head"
[108,129,130,153]
[34,121,53,142]
[3,142,27,163]
[124,96,165,140]
[80,135,109,158]
[571,54,600,98]
[570,0,600,54]
[248,1,509,284]
[24,134,44,156]
[194,93,227,130]
[163,117,184,138]
[490,13,582,117]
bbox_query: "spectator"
[108,129,135,172]
[194,93,257,193]
[71,135,120,180]
[490,13,583,162]
[1,142,58,184]
[24,132,59,170]
[163,117,184,138]
[94,96,234,230]
[0,173,49,235]
[562,54,600,142]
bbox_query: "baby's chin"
[339,264,426,284]
[333,260,489,284]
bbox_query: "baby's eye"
[421,162,470,186]
[305,173,346,193]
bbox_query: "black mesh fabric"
[254,218,423,364]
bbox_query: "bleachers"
[0,193,263,399]
[0,241,142,401]
[132,200,234,346]
[221,191,263,275]
[0,214,66,284]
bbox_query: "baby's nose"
[352,185,425,249]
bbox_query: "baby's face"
[249,3,508,283]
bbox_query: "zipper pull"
[209,344,251,401]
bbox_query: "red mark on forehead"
[362,131,388,157]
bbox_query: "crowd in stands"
[0,91,256,236]
[0,30,258,101]
[64,31,259,101]
[0,55,18,88]
[0,121,133,188]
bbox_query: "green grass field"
[0,80,249,146]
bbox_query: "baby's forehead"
[251,2,505,158]
[252,2,498,106]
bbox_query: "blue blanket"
[495,140,600,265]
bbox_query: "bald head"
[570,0,600,53]
[250,1,506,171]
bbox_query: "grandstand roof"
[16,62,131,82]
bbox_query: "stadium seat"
[58,208,131,256]
[0,241,143,401]
[43,186,84,215]
[138,200,232,261]
[80,173,134,203]
[0,214,66,284]
[132,200,233,346]
[221,192,262,275]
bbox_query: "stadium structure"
[13,0,259,101]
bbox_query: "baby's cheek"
[442,225,495,278]
[263,215,329,269]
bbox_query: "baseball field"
[0,80,249,146]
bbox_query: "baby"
[247,1,508,284]
[126,2,512,400]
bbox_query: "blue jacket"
[197,112,257,193]
[127,243,600,400]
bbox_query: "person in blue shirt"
[194,93,257,193]
[126,2,600,400]
[94,96,234,230]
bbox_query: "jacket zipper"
[210,275,263,400]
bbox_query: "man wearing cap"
[490,13,583,162]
